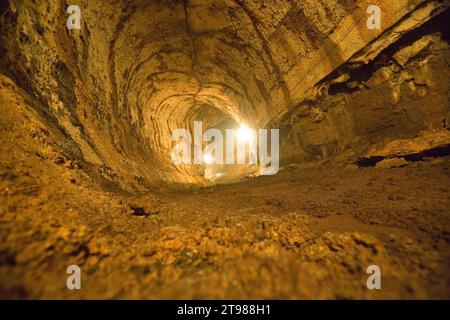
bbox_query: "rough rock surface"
[366,129,450,159]
[0,0,449,299]
[375,158,409,169]
[1,0,448,187]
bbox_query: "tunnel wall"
[277,9,450,167]
[0,0,448,189]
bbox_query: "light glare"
[203,153,213,165]
[236,125,254,143]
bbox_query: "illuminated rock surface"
[0,0,449,298]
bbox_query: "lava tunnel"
[0,0,449,300]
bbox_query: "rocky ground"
[1,76,449,299]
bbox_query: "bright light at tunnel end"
[236,124,255,144]
[170,121,280,176]
[203,153,213,165]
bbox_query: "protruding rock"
[375,157,409,169]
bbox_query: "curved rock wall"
[0,0,448,189]
[277,9,450,167]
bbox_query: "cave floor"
[1,134,449,299]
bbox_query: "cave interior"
[0,0,449,299]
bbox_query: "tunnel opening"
[163,101,265,188]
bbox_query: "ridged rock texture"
[0,0,449,299]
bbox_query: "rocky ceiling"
[0,0,448,190]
